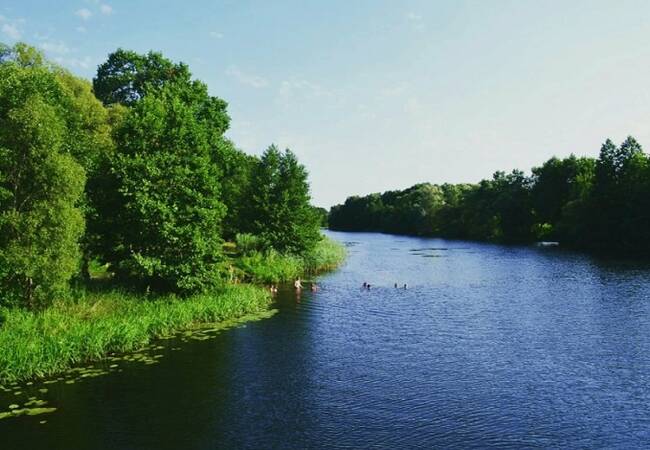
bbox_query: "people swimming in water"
[311,283,318,292]
[403,283,407,289]
[362,282,367,289]
[294,278,303,290]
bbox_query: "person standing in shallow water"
[294,278,303,290]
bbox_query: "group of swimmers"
[362,282,408,290]
[271,279,406,295]
[295,278,318,292]
[270,278,318,295]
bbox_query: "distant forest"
[329,137,650,255]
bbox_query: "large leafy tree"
[0,43,86,307]
[98,84,227,293]
[244,146,321,254]
[531,155,595,241]
[215,139,257,239]
[587,137,650,252]
[93,48,243,288]
[55,70,115,278]
[93,49,229,137]
[93,49,191,106]
[490,170,535,242]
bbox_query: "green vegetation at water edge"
[0,285,270,383]
[234,236,346,283]
[329,137,650,255]
[0,41,347,383]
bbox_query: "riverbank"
[235,235,347,283]
[0,285,270,384]
[0,237,346,384]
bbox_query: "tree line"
[0,43,321,308]
[329,136,650,255]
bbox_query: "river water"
[3,231,650,449]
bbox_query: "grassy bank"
[235,236,347,283]
[0,285,269,383]
[0,236,346,384]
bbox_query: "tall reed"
[0,285,269,383]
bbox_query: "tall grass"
[0,285,269,383]
[235,236,346,283]
[236,250,303,283]
[302,236,348,274]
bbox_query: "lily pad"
[24,399,47,407]
[0,407,57,420]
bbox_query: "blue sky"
[3,1,650,207]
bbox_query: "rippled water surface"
[3,231,650,449]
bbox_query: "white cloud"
[405,11,424,31]
[278,78,335,109]
[406,12,422,21]
[209,31,223,39]
[75,8,92,20]
[40,40,71,55]
[54,56,93,70]
[33,32,50,41]
[226,65,269,88]
[1,23,21,40]
[279,79,328,98]
[100,4,112,15]
[380,84,407,97]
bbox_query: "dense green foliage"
[0,44,88,307]
[330,137,650,255]
[240,146,321,254]
[0,43,332,308]
[312,206,329,227]
[0,42,344,384]
[97,85,227,292]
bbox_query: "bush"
[235,233,264,256]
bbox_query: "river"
[3,231,650,449]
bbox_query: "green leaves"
[97,84,226,293]
[0,45,87,307]
[242,146,321,255]
[0,42,325,304]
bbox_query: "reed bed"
[0,285,269,383]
